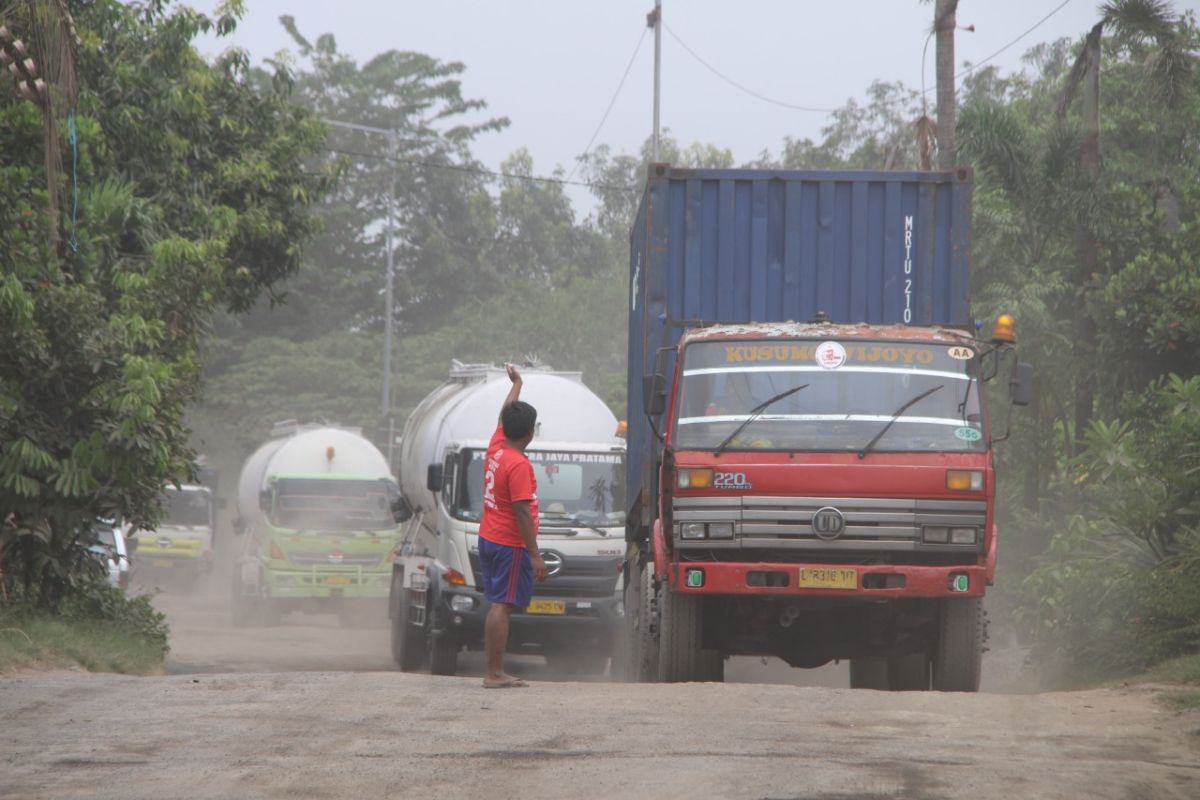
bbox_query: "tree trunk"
[935,0,959,171]
[1072,24,1102,453]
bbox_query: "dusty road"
[2,586,1198,800]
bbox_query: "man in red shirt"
[479,365,549,688]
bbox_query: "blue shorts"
[478,537,533,608]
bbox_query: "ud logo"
[811,507,845,540]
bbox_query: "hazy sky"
[194,0,1196,211]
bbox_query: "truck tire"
[390,576,425,672]
[429,634,458,676]
[932,597,984,692]
[657,585,703,683]
[849,658,889,689]
[888,652,931,691]
[633,565,660,682]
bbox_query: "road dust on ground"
[3,582,1198,800]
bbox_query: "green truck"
[230,424,408,627]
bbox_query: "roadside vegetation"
[0,578,169,674]
[2,1,1197,686]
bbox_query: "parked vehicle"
[390,362,626,676]
[622,165,1032,690]
[128,484,216,591]
[231,423,407,627]
[86,519,131,591]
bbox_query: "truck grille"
[673,496,987,552]
[288,552,383,567]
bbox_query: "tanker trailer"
[390,362,626,676]
[231,423,408,627]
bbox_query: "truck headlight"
[950,527,978,544]
[679,522,706,539]
[707,522,734,539]
[450,595,475,612]
[923,526,950,543]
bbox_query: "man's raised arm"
[498,364,522,425]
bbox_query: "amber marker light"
[677,468,714,489]
[442,568,468,586]
[946,470,984,492]
[992,313,1016,344]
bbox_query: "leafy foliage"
[0,0,328,608]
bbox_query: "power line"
[323,146,637,192]
[960,0,1076,80]
[663,21,838,113]
[566,26,649,182]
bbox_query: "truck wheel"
[657,585,703,682]
[634,565,660,682]
[888,652,931,691]
[390,576,425,672]
[932,597,985,692]
[849,658,889,689]
[429,634,459,676]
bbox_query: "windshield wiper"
[857,384,945,459]
[713,383,810,456]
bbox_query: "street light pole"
[324,119,398,462]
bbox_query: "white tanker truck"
[231,423,407,626]
[390,362,626,676]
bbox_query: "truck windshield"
[454,450,626,528]
[272,479,395,531]
[673,339,985,453]
[164,489,211,527]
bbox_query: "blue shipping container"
[624,165,973,538]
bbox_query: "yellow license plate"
[151,559,173,568]
[323,575,352,585]
[798,567,857,590]
[526,599,566,615]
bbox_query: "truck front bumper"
[435,586,623,650]
[265,567,391,599]
[665,560,987,599]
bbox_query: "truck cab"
[391,363,626,676]
[129,484,216,591]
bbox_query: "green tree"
[0,0,329,606]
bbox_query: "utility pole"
[324,119,398,464]
[648,0,662,161]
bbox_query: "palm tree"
[934,0,959,170]
[0,1,79,239]
[1056,0,1194,447]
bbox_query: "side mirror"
[1011,362,1035,407]
[126,536,139,554]
[426,464,443,493]
[642,373,666,417]
[391,495,413,523]
[258,489,271,513]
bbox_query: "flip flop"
[482,677,529,688]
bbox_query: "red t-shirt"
[478,426,539,548]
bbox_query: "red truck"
[621,166,1032,690]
